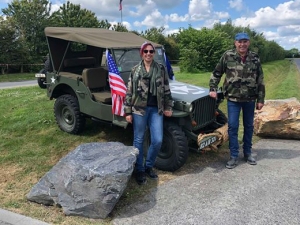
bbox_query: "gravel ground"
[112,139,300,225]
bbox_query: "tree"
[212,20,287,63]
[2,0,52,60]
[164,36,180,61]
[177,26,232,72]
[285,48,300,58]
[139,27,181,61]
[49,1,99,28]
[140,27,167,46]
[0,16,29,72]
[99,19,111,29]
[111,22,128,32]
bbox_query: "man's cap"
[235,32,250,41]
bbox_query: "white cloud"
[168,13,189,22]
[258,28,300,50]
[189,0,212,20]
[129,0,157,17]
[151,0,184,8]
[234,1,300,29]
[278,25,300,36]
[229,0,244,11]
[134,9,167,28]
[214,11,230,20]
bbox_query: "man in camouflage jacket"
[209,32,265,169]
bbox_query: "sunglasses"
[143,50,154,54]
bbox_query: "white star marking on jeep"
[170,83,205,95]
[51,76,56,83]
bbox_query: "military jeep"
[43,27,227,172]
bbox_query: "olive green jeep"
[43,27,227,172]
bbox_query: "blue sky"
[1,0,300,50]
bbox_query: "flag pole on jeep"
[105,49,127,116]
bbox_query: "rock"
[254,98,300,139]
[27,142,138,219]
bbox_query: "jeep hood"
[169,79,210,103]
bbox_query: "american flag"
[119,0,123,11]
[106,50,127,116]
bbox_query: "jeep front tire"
[54,94,86,134]
[144,121,189,172]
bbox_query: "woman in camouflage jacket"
[124,42,173,185]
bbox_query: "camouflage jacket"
[124,61,173,116]
[209,49,265,103]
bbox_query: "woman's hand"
[164,110,172,117]
[125,115,132,123]
[209,91,217,99]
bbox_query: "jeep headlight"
[183,102,193,112]
[173,101,194,113]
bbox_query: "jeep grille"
[192,96,216,130]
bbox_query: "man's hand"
[209,91,217,99]
[256,103,264,110]
[164,110,172,117]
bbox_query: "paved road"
[0,80,36,89]
[112,139,300,225]
[293,58,300,71]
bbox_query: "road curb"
[0,209,50,225]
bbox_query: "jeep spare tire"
[37,69,47,89]
[54,94,86,134]
[143,121,189,172]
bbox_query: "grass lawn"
[0,59,299,224]
[0,73,36,82]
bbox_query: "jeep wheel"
[144,121,189,172]
[37,69,47,89]
[54,94,85,134]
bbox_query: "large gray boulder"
[27,142,138,219]
[254,98,300,139]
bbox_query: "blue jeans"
[227,100,255,158]
[132,106,163,172]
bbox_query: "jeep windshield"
[114,47,166,72]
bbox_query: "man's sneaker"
[244,155,257,165]
[226,157,238,169]
[135,171,147,185]
[145,167,158,180]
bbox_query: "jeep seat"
[63,57,96,74]
[82,67,112,103]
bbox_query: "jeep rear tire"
[144,121,189,172]
[54,94,85,134]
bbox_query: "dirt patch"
[0,165,22,184]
